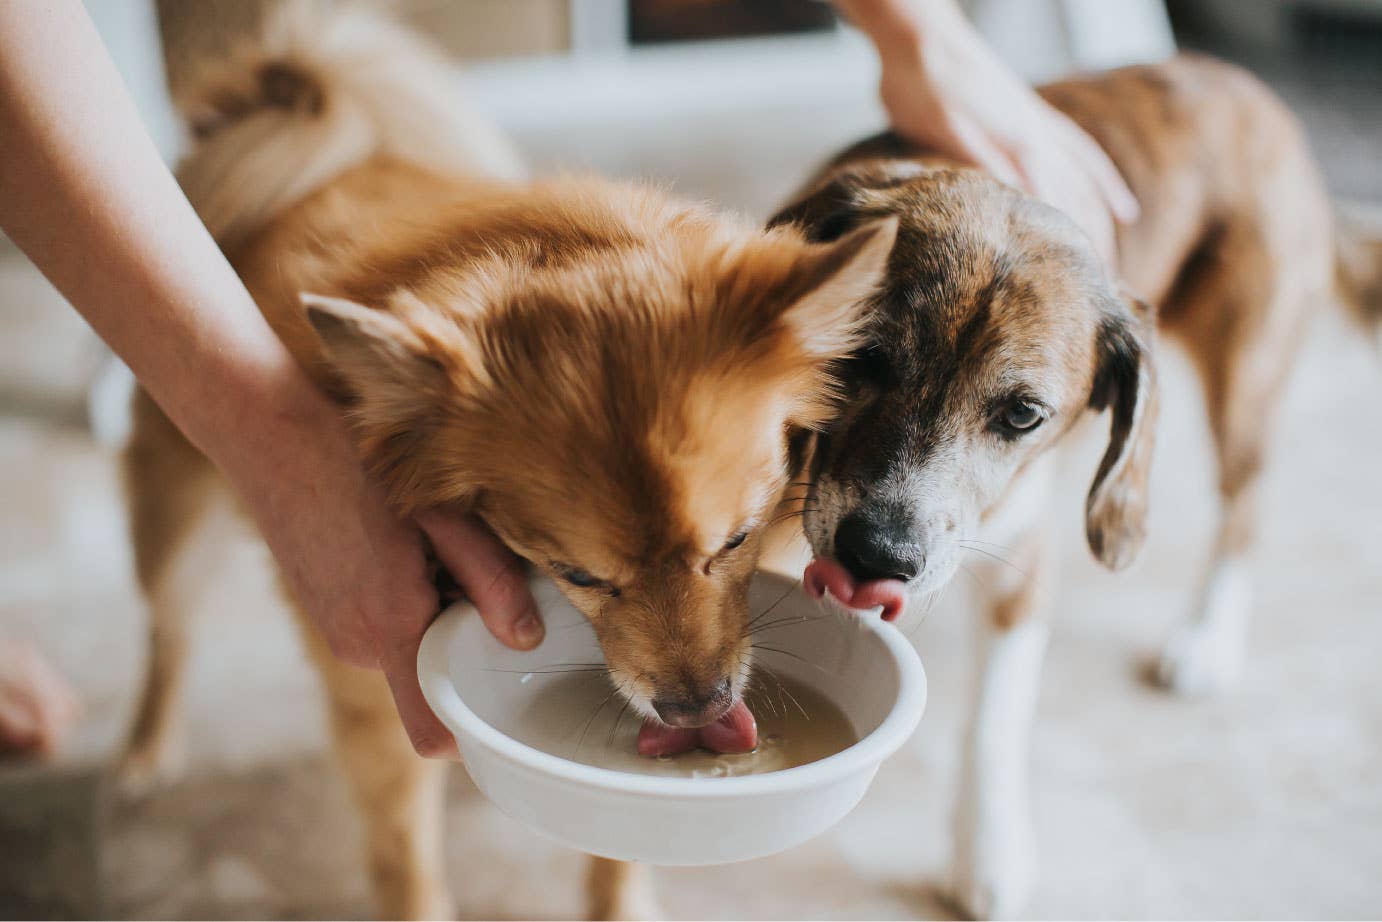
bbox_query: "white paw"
[1157,618,1245,697]
[950,824,1034,920]
[1158,557,1250,697]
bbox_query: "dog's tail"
[174,0,522,249]
[1336,211,1382,335]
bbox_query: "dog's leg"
[951,537,1052,921]
[301,624,452,920]
[1156,229,1313,696]
[118,389,219,793]
[585,857,660,921]
[1155,484,1256,696]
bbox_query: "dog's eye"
[722,530,749,552]
[562,568,602,588]
[994,398,1047,435]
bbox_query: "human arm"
[0,1,542,757]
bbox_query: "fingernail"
[515,610,544,647]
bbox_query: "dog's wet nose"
[834,512,923,582]
[652,677,733,728]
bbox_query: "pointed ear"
[302,292,445,398]
[302,292,477,512]
[775,216,899,363]
[1085,295,1159,570]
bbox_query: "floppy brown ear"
[1085,296,1159,571]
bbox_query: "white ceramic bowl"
[417,570,926,866]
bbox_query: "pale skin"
[0,0,1132,758]
[835,0,1140,262]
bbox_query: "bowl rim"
[417,571,927,798]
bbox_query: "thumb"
[417,510,545,651]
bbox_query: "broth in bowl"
[512,672,857,777]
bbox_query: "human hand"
[225,389,543,758]
[862,0,1139,263]
[0,640,82,758]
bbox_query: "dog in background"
[117,4,895,918]
[773,53,1382,918]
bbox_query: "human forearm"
[0,0,323,470]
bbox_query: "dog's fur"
[771,54,1382,918]
[117,6,895,918]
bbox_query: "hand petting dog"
[837,0,1139,265]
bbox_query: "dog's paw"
[114,738,186,796]
[950,818,1034,921]
[1156,617,1245,697]
[949,846,1033,921]
[1157,558,1251,697]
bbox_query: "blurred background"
[2,0,1380,918]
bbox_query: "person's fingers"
[1015,136,1118,266]
[381,646,459,759]
[417,511,544,651]
[945,112,1027,191]
[1054,113,1140,225]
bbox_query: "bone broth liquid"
[511,672,858,777]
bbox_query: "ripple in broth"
[510,671,858,777]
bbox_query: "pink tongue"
[803,557,908,621]
[636,699,758,758]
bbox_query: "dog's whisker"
[605,694,634,749]
[573,681,621,757]
[750,643,841,678]
[959,542,1029,578]
[745,580,801,631]
[477,664,608,675]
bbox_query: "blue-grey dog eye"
[995,398,1046,435]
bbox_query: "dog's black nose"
[652,678,732,728]
[834,512,923,582]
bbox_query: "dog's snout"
[834,512,924,582]
[652,677,733,728]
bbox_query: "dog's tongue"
[803,557,908,621]
[636,700,758,758]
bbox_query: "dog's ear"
[302,292,448,398]
[768,175,870,243]
[303,292,486,511]
[1085,295,1159,570]
[771,217,899,363]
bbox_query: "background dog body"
[775,53,1381,918]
